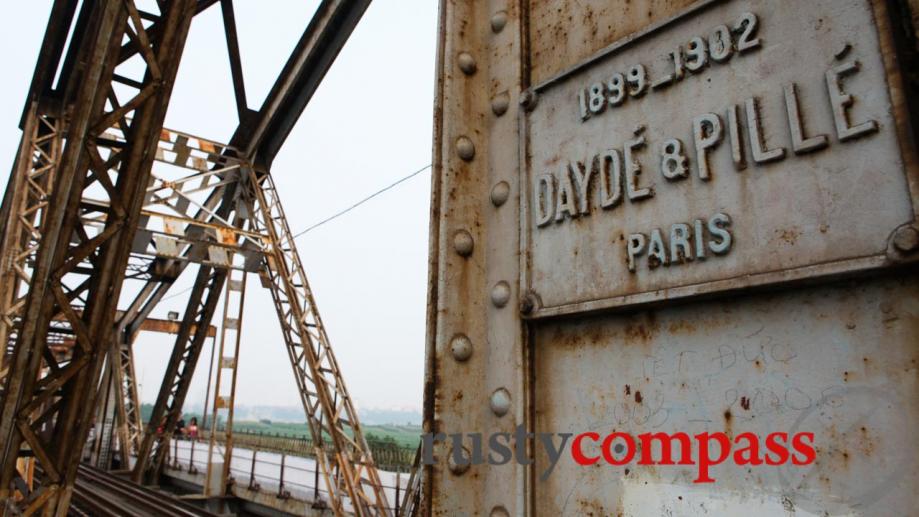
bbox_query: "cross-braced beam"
[1,1,389,515]
[0,1,196,513]
[245,167,390,515]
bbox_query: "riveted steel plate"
[533,276,919,516]
[522,0,919,318]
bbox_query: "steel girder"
[1,0,390,515]
[0,1,196,514]
[244,0,372,170]
[245,167,390,515]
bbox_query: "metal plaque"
[522,0,919,317]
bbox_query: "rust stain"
[624,384,631,396]
[199,140,217,154]
[576,498,607,517]
[776,227,801,245]
[858,426,875,456]
[740,396,751,411]
[620,312,659,345]
[667,320,697,334]
[529,0,698,83]
[634,390,643,404]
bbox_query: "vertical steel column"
[425,0,527,515]
[204,267,247,497]
[0,108,61,385]
[0,2,197,513]
[132,264,228,482]
[245,167,390,516]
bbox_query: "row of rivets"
[450,19,514,517]
[486,18,513,517]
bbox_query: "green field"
[231,420,423,449]
[140,404,422,449]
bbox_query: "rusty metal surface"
[424,0,528,515]
[427,0,919,516]
[528,0,698,85]
[134,316,217,338]
[521,0,919,317]
[534,276,919,515]
[0,1,388,515]
[0,2,198,513]
[72,464,218,517]
[204,266,246,499]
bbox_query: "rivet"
[453,230,474,257]
[490,181,510,207]
[520,90,538,112]
[450,334,473,362]
[490,507,510,517]
[491,11,508,33]
[491,91,510,117]
[457,52,477,75]
[456,136,476,161]
[491,281,511,308]
[448,446,471,475]
[490,388,511,417]
[893,226,919,252]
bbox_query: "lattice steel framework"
[0,0,387,515]
[0,1,197,513]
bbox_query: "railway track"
[70,464,218,517]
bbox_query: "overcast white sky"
[0,2,437,415]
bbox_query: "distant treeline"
[141,403,421,470]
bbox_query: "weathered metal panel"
[427,0,919,516]
[425,0,527,515]
[534,276,919,515]
[528,0,697,85]
[522,0,919,317]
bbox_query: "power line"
[291,163,432,239]
[155,164,430,303]
[161,285,193,301]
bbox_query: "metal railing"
[166,439,421,515]
[196,428,419,472]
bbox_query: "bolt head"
[520,291,540,315]
[491,281,511,308]
[453,230,474,257]
[457,52,477,75]
[490,507,510,517]
[456,136,476,161]
[519,90,538,112]
[450,334,473,362]
[893,226,919,252]
[490,181,510,207]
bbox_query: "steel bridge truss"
[0,0,386,515]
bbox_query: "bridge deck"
[70,464,218,517]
